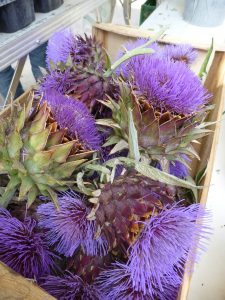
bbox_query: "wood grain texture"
[0,262,55,300]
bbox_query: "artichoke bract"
[41,33,117,115]
[0,94,91,208]
[95,173,176,251]
[98,82,211,174]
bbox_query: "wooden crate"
[0,23,225,300]
[93,23,225,300]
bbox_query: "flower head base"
[127,203,212,296]
[37,192,108,257]
[43,90,101,150]
[41,272,104,300]
[0,208,56,280]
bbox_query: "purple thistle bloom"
[46,29,75,69]
[156,155,191,178]
[169,160,189,178]
[161,44,197,64]
[43,90,101,150]
[41,272,104,300]
[116,38,160,78]
[40,68,74,95]
[37,193,108,257]
[0,208,56,280]
[96,262,179,300]
[132,57,210,115]
[127,203,212,297]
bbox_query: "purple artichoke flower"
[40,68,74,95]
[46,29,75,69]
[132,57,210,115]
[0,208,56,280]
[41,272,104,300]
[169,160,189,178]
[156,155,191,179]
[161,44,197,64]
[116,38,160,78]
[37,193,108,257]
[127,203,212,297]
[43,90,101,150]
[96,262,179,300]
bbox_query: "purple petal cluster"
[132,57,210,115]
[96,204,211,299]
[40,68,74,95]
[46,29,75,69]
[41,272,104,300]
[169,159,189,178]
[162,44,197,64]
[43,90,101,150]
[116,39,208,115]
[37,193,108,257]
[127,203,211,297]
[156,155,191,178]
[96,262,179,300]
[0,208,56,280]
[116,38,160,78]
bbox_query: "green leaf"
[0,176,20,207]
[195,165,207,186]
[85,164,111,175]
[76,172,93,196]
[110,139,128,155]
[103,135,121,147]
[186,175,198,202]
[128,108,140,162]
[198,38,214,80]
[96,119,121,129]
[135,161,200,190]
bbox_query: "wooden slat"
[0,262,55,300]
[93,22,214,51]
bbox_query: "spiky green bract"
[97,82,212,174]
[0,94,89,208]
